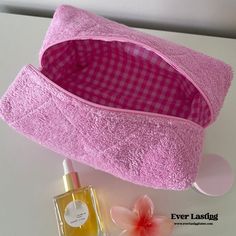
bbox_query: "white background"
[1,0,236,38]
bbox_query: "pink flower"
[110,195,174,236]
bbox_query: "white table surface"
[0,12,235,236]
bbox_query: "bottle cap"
[62,159,81,192]
[63,159,74,175]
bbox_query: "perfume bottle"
[53,159,106,236]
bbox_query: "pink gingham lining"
[41,39,211,126]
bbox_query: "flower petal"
[120,229,140,236]
[110,206,138,230]
[152,216,174,236]
[133,195,154,219]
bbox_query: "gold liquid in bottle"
[53,159,106,236]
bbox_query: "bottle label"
[64,200,89,227]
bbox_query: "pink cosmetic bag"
[0,5,233,190]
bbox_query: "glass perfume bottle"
[53,159,106,236]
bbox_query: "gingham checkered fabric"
[41,40,211,126]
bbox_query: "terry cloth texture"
[0,5,233,190]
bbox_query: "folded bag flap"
[39,5,233,127]
[0,65,204,190]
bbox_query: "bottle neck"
[63,172,81,192]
